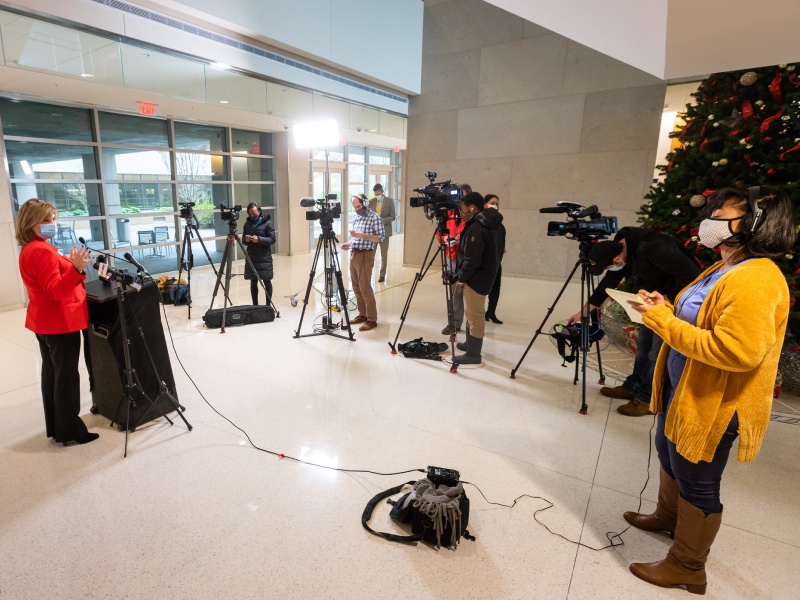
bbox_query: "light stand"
[510,240,605,414]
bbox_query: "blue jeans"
[622,324,663,405]
[656,382,739,514]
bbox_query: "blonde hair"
[15,199,57,246]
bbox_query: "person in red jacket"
[16,199,98,446]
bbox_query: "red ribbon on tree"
[779,141,800,161]
[769,71,783,104]
[699,137,709,151]
[789,73,800,86]
[744,153,752,167]
[702,188,716,197]
[742,99,754,119]
[760,110,784,133]
[677,224,688,234]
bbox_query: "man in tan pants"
[342,194,385,331]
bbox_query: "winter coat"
[456,209,504,295]
[589,227,701,307]
[243,213,276,280]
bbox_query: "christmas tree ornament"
[712,161,719,166]
[707,114,715,120]
[672,208,682,216]
[690,195,706,207]
[755,99,765,106]
[713,122,720,127]
[740,139,748,145]
[782,115,791,121]
[719,158,729,166]
[739,72,758,86]
[788,66,796,72]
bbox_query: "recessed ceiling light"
[219,100,229,104]
[80,73,94,78]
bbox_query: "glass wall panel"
[232,156,273,181]
[179,184,230,222]
[206,68,267,113]
[120,44,206,103]
[0,98,93,141]
[174,121,227,152]
[6,141,97,179]
[311,146,344,161]
[368,148,392,165]
[99,112,169,147]
[175,153,227,181]
[105,183,174,214]
[12,182,101,217]
[234,183,275,209]
[348,145,366,163]
[232,129,272,155]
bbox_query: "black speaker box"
[86,281,179,430]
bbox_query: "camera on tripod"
[220,204,242,222]
[410,171,462,220]
[300,194,342,222]
[179,201,196,219]
[542,201,618,240]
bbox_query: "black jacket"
[243,213,276,280]
[589,227,701,306]
[457,209,504,295]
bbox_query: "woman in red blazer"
[16,199,98,446]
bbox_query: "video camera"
[220,204,242,222]
[541,202,618,240]
[410,171,462,221]
[179,201,196,220]
[300,194,342,222]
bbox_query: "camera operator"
[568,227,701,416]
[436,183,472,335]
[242,202,276,305]
[453,191,504,365]
[341,193,385,331]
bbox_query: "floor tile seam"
[721,522,800,549]
[0,335,38,353]
[566,395,615,596]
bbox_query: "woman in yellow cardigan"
[626,186,795,595]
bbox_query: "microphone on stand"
[123,252,150,276]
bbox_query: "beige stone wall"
[404,0,667,279]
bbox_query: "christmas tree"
[641,63,800,333]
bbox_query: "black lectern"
[86,280,178,430]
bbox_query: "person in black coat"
[453,191,504,365]
[483,193,506,324]
[242,202,276,305]
[568,226,701,416]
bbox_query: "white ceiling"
[484,0,800,80]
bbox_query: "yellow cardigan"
[642,258,789,464]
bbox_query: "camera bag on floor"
[203,305,275,328]
[397,338,448,361]
[362,478,473,549]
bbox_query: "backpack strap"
[362,481,422,543]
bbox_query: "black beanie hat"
[587,240,624,276]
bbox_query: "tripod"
[208,213,280,333]
[294,220,354,341]
[176,207,220,319]
[106,275,192,457]
[510,240,605,414]
[389,216,458,372]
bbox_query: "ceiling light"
[80,73,94,78]
[219,100,229,104]
[210,62,231,70]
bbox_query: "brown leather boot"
[624,467,678,537]
[629,497,722,595]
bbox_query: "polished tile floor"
[1,235,798,600]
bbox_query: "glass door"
[369,167,395,232]
[310,166,344,248]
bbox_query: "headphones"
[742,185,765,236]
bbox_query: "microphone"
[123,252,148,274]
[538,206,570,214]
[78,237,138,268]
[299,197,317,207]
[93,258,140,290]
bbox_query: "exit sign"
[138,102,157,116]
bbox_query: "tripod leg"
[578,265,591,415]
[510,259,582,379]
[235,238,280,317]
[329,241,354,341]
[294,235,325,337]
[389,229,442,352]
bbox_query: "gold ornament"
[718,158,729,166]
[690,195,706,207]
[739,72,758,86]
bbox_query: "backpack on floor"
[397,338,447,360]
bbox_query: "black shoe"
[63,432,99,446]
[89,405,99,414]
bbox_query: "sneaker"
[600,385,635,400]
[617,400,654,417]
[359,321,377,331]
[351,315,368,324]
[441,324,461,335]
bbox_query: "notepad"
[606,288,645,324]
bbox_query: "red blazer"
[19,239,88,334]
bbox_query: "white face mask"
[486,204,498,210]
[698,217,742,248]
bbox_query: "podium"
[86,279,179,430]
